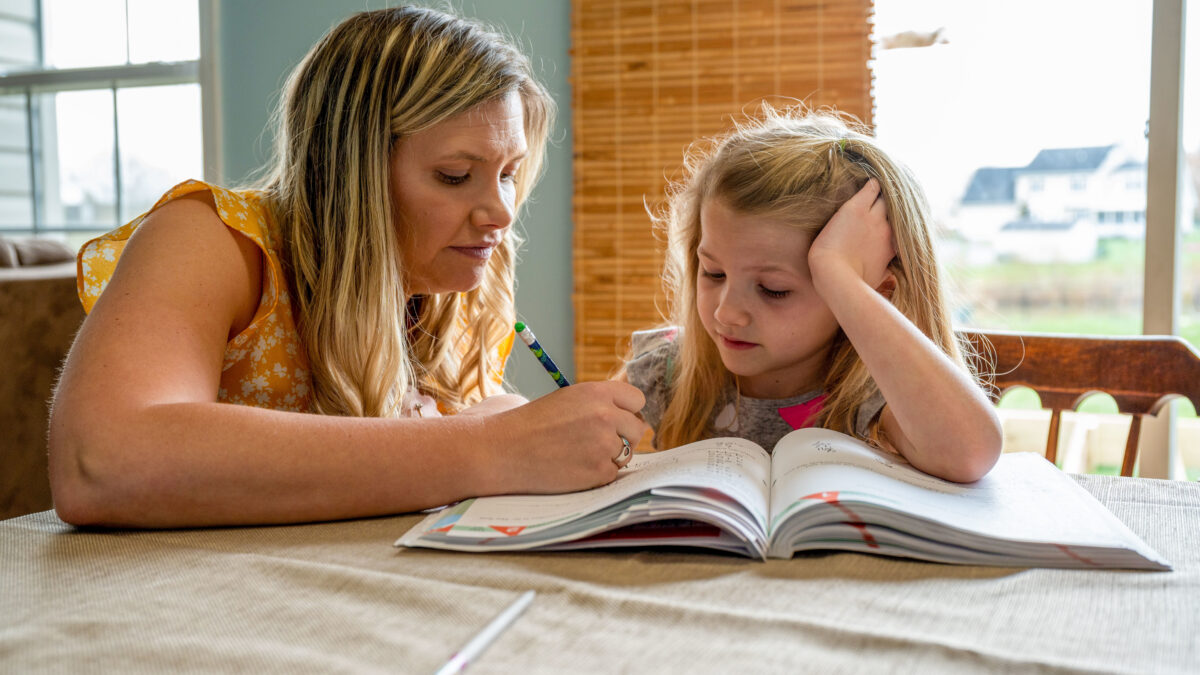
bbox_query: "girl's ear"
[874,271,897,300]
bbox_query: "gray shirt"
[625,327,885,452]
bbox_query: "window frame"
[1140,0,1188,477]
[0,0,219,238]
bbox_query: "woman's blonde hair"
[256,6,554,417]
[653,104,970,449]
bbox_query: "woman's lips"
[450,245,494,260]
[720,335,757,350]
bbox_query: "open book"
[395,427,1170,570]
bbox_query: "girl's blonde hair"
[653,104,970,449]
[256,6,554,417]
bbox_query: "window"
[874,0,1196,478]
[0,0,203,250]
[876,1,1153,337]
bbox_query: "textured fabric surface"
[2,474,1196,674]
[0,262,84,519]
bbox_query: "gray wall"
[216,0,573,400]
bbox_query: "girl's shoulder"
[629,326,682,361]
[625,326,682,392]
[624,326,683,438]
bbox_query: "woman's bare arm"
[49,197,647,527]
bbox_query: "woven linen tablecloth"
[2,474,1197,674]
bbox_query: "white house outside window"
[874,0,1197,479]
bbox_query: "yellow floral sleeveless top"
[78,179,513,414]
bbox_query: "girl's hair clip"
[838,138,847,152]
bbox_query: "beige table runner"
[2,474,1197,673]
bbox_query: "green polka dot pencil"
[514,321,570,388]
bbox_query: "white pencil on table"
[433,590,536,674]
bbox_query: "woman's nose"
[470,180,515,230]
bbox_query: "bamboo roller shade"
[570,0,876,382]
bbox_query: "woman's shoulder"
[153,180,276,247]
[81,180,272,252]
[77,180,276,313]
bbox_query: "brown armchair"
[1,238,84,520]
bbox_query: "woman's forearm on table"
[48,401,506,528]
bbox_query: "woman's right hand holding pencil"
[488,381,648,493]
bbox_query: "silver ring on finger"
[613,436,633,468]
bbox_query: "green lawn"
[951,234,1200,420]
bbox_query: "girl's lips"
[720,335,758,350]
[449,245,494,260]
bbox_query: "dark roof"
[1000,219,1076,232]
[1024,145,1115,172]
[961,167,1016,204]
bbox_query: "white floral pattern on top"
[77,180,313,412]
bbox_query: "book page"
[767,428,1166,562]
[446,437,771,537]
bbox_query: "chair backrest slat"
[960,330,1200,477]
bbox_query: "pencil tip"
[514,321,525,332]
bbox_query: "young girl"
[625,106,1001,483]
[48,6,646,528]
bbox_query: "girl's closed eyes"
[700,272,792,300]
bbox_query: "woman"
[49,6,647,528]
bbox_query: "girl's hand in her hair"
[808,178,896,294]
[488,380,648,494]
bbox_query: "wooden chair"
[960,330,1200,477]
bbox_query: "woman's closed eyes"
[434,168,520,187]
[437,171,469,185]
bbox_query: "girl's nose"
[713,287,750,327]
